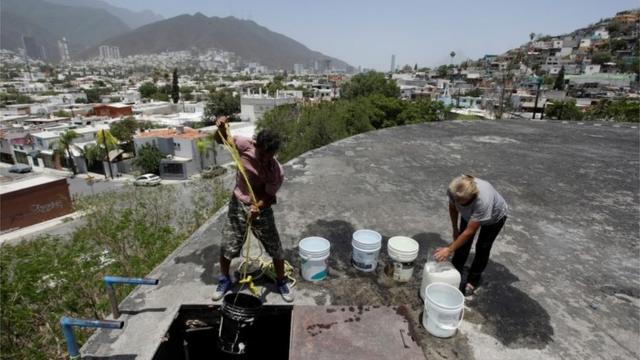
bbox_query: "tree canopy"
[203,89,240,122]
[340,71,400,100]
[258,95,446,162]
[133,144,164,174]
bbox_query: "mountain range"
[81,13,350,70]
[1,0,133,60]
[1,0,349,70]
[45,0,163,29]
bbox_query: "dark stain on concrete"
[412,232,554,349]
[326,308,337,313]
[465,262,554,349]
[173,244,220,285]
[600,284,640,299]
[395,305,421,346]
[307,321,338,336]
[294,220,475,359]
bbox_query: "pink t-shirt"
[232,136,284,206]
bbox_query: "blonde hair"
[448,175,479,200]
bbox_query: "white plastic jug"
[420,261,461,300]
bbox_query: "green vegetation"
[138,82,172,102]
[258,72,446,162]
[203,89,240,122]
[545,99,640,122]
[1,180,229,359]
[110,116,155,152]
[0,92,33,105]
[138,82,158,99]
[585,99,640,122]
[133,144,164,174]
[84,86,111,104]
[340,71,400,99]
[591,52,612,65]
[545,100,583,120]
[49,130,80,175]
[53,109,71,118]
[180,86,195,101]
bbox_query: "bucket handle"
[434,307,465,331]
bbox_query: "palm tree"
[196,136,218,170]
[195,138,209,170]
[50,130,79,175]
[529,32,536,42]
[78,143,101,172]
[96,129,119,179]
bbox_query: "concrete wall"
[0,178,73,230]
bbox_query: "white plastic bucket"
[420,261,461,300]
[386,236,419,282]
[298,237,331,281]
[423,282,465,338]
[351,229,382,272]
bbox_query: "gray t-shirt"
[448,178,508,225]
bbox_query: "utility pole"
[102,129,113,179]
[532,78,541,119]
[498,74,507,119]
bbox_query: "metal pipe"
[103,276,159,318]
[103,276,159,286]
[60,317,124,359]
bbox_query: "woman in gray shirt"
[434,175,508,296]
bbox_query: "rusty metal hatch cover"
[289,305,424,360]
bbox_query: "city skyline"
[103,0,637,70]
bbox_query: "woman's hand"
[434,247,453,262]
[249,204,260,220]
[215,116,228,127]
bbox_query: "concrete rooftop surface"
[83,119,640,359]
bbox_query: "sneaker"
[463,283,477,297]
[212,276,233,301]
[277,279,295,303]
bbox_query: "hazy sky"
[105,0,637,70]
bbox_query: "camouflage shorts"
[221,195,284,260]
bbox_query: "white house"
[584,64,601,75]
[592,28,610,40]
[133,126,216,180]
[558,47,573,57]
[579,38,592,48]
[239,91,297,123]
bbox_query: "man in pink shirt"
[212,117,293,302]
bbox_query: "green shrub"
[1,180,228,359]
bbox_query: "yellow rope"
[217,123,295,297]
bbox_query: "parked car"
[134,174,161,186]
[9,163,32,173]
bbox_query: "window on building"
[163,163,183,174]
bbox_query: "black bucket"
[218,293,263,355]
